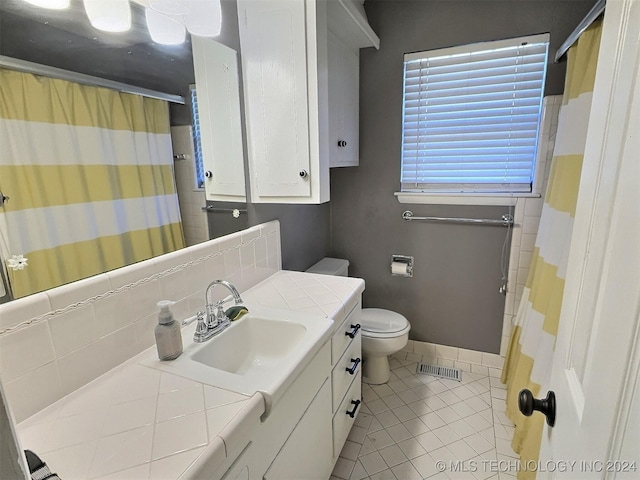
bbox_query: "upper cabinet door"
[192,37,246,202]
[328,31,360,168]
[238,0,312,199]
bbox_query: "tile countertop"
[15,271,365,480]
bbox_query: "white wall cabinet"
[192,37,247,202]
[237,0,379,204]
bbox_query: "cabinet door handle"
[346,399,361,418]
[346,357,361,375]
[299,169,309,178]
[337,140,347,147]
[345,324,360,339]
[205,170,213,179]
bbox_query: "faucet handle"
[195,312,209,337]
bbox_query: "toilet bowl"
[360,308,410,384]
[306,257,412,385]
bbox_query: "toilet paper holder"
[391,255,414,277]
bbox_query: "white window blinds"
[401,34,549,194]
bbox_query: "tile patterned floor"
[331,352,519,480]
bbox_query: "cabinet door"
[328,31,360,167]
[264,380,333,480]
[192,37,246,201]
[238,0,311,198]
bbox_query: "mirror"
[0,0,248,301]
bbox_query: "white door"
[536,1,640,478]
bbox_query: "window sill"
[394,192,541,206]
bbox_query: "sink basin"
[143,304,333,413]
[191,317,307,374]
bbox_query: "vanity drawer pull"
[345,324,360,339]
[346,358,361,375]
[346,399,361,418]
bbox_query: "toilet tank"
[305,257,349,277]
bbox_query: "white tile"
[349,460,368,480]
[466,432,495,455]
[432,425,461,445]
[448,418,476,439]
[347,425,368,444]
[354,412,374,430]
[419,412,446,430]
[333,457,356,479]
[411,453,439,478]
[397,438,427,460]
[381,394,404,411]
[393,405,416,423]
[93,290,133,337]
[0,321,56,382]
[413,341,436,357]
[152,411,207,460]
[4,361,64,423]
[385,423,413,443]
[370,468,398,480]
[49,304,98,357]
[360,451,388,476]
[447,439,477,461]
[156,385,205,422]
[378,444,407,468]
[415,431,444,451]
[367,429,395,450]
[457,348,483,365]
[205,402,246,435]
[340,440,362,461]
[0,291,51,330]
[436,344,459,360]
[40,440,97,479]
[391,461,422,480]
[481,354,504,369]
[58,324,139,395]
[435,406,461,423]
[88,426,154,478]
[101,395,158,436]
[371,383,394,398]
[41,408,107,453]
[47,274,110,311]
[495,437,518,459]
[368,416,384,434]
[94,462,150,479]
[359,437,378,456]
[367,399,390,415]
[148,447,205,480]
[159,373,200,394]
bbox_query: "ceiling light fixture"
[145,8,185,45]
[23,0,70,9]
[149,0,187,16]
[83,0,132,33]
[185,0,222,37]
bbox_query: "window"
[189,86,205,189]
[400,34,549,195]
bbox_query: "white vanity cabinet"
[330,301,363,459]
[237,0,379,204]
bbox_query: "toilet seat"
[360,308,410,339]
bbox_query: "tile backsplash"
[0,221,282,422]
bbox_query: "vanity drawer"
[331,302,361,365]
[331,334,361,411]
[332,369,362,458]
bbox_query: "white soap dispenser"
[155,300,183,361]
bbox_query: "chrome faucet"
[191,280,244,343]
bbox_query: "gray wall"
[330,0,594,353]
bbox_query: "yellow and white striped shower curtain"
[501,20,602,480]
[0,69,184,298]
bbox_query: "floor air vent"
[416,363,462,382]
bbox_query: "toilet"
[306,257,411,385]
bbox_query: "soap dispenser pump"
[155,300,183,361]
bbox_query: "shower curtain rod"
[555,0,606,62]
[0,55,185,105]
